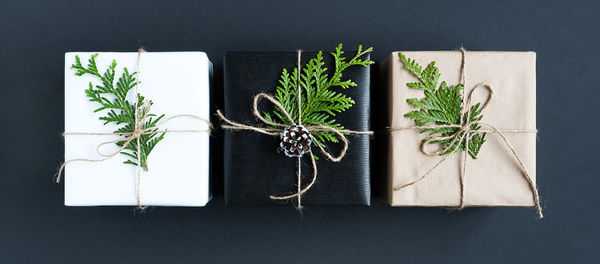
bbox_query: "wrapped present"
[380,50,542,217]
[221,45,373,206]
[61,51,212,207]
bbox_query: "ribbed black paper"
[223,51,371,206]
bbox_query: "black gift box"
[223,51,371,206]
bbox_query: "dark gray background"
[0,0,598,263]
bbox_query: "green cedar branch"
[71,54,165,170]
[263,44,373,149]
[398,52,486,159]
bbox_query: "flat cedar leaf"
[398,52,486,158]
[72,54,166,170]
[407,82,427,90]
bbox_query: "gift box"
[223,51,371,206]
[63,51,212,206]
[380,51,538,209]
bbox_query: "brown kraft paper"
[382,51,537,208]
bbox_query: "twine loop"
[393,48,543,218]
[217,50,372,208]
[417,82,493,157]
[56,48,212,210]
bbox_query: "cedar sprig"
[71,54,165,170]
[398,53,486,158]
[263,44,373,147]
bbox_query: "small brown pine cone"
[280,124,312,157]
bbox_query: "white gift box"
[63,52,212,206]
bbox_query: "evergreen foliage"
[398,53,486,158]
[72,54,165,170]
[263,44,373,146]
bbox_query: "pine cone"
[280,125,312,157]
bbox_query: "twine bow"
[393,48,542,218]
[56,48,212,209]
[217,50,372,208]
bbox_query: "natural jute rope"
[56,48,212,209]
[392,48,543,218]
[216,50,372,208]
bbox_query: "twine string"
[56,48,212,209]
[217,50,372,208]
[134,50,144,209]
[296,50,303,208]
[392,48,542,218]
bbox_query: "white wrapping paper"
[64,52,211,206]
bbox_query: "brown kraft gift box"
[379,51,539,211]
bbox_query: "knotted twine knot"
[56,48,213,210]
[392,48,543,218]
[217,50,372,209]
[131,129,143,138]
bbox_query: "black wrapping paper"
[223,51,371,206]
